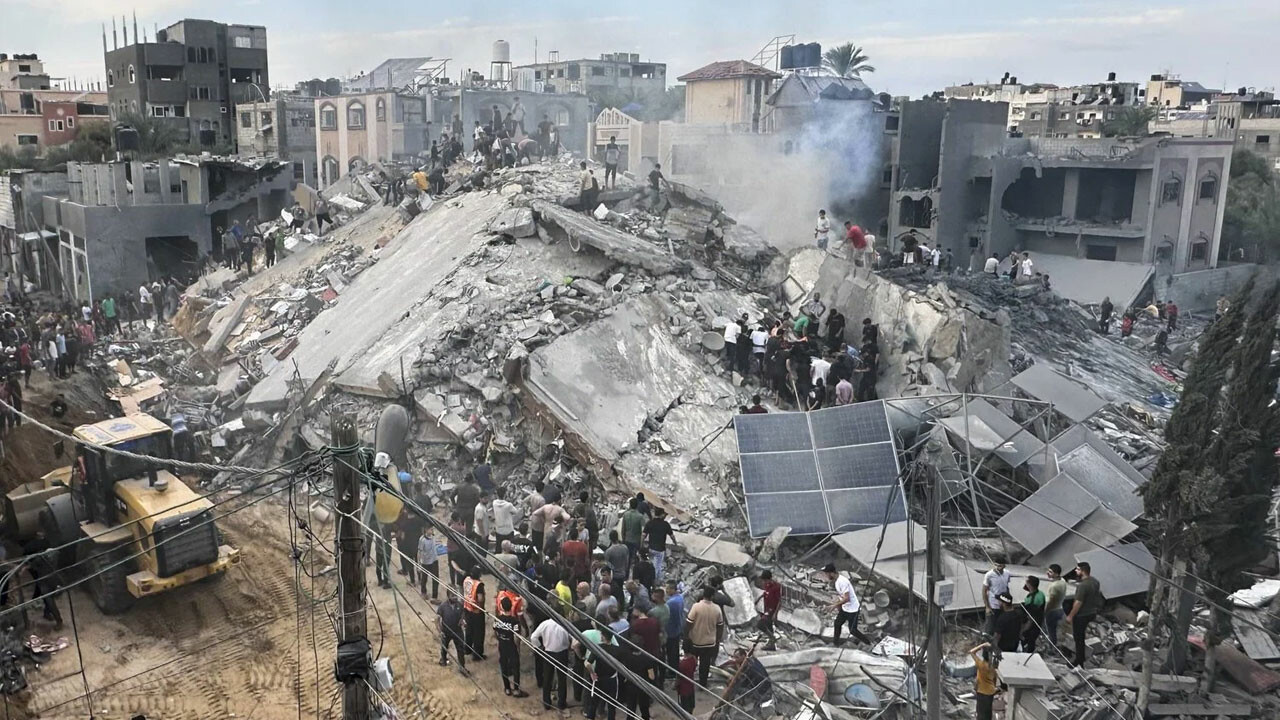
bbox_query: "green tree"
[1101,105,1157,137]
[66,121,114,162]
[116,112,186,159]
[1222,149,1280,263]
[821,43,875,78]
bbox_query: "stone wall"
[1161,263,1278,311]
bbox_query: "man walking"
[437,593,468,674]
[1065,561,1102,667]
[756,569,782,650]
[663,579,684,677]
[1098,297,1114,334]
[642,508,673,582]
[494,592,530,697]
[826,563,870,645]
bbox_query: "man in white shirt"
[982,558,1012,635]
[811,356,832,389]
[138,283,153,326]
[814,209,832,251]
[825,563,870,645]
[491,487,517,547]
[749,325,769,374]
[530,616,572,711]
[1019,252,1034,284]
[930,245,942,267]
[473,491,492,552]
[983,253,1000,276]
[511,96,527,135]
[722,316,742,370]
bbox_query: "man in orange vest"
[462,566,487,661]
[494,590,529,697]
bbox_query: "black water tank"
[780,45,795,70]
[115,125,139,152]
[806,42,822,68]
[1107,71,1117,81]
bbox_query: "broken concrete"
[532,200,687,275]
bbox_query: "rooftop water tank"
[493,40,510,63]
[804,42,823,69]
[779,45,796,70]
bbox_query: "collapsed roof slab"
[937,398,1045,468]
[1029,255,1152,309]
[1008,364,1108,424]
[245,192,509,410]
[523,294,739,508]
[531,200,687,276]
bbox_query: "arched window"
[1198,172,1219,203]
[107,70,114,87]
[375,98,386,122]
[1159,173,1182,207]
[199,119,211,131]
[347,101,366,129]
[319,103,337,130]
[322,155,340,187]
[128,65,135,84]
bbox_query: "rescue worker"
[494,591,530,697]
[462,565,487,661]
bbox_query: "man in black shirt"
[588,629,623,720]
[642,509,674,582]
[991,593,1022,652]
[494,595,529,696]
[619,641,657,720]
[437,594,468,673]
[647,164,667,210]
[861,318,879,345]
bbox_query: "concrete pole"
[926,447,943,720]
[332,412,370,720]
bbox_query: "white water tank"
[493,40,511,63]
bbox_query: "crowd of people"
[371,467,791,718]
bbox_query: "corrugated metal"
[0,176,14,228]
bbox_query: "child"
[756,569,782,650]
[678,643,698,713]
[969,642,1001,720]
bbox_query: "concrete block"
[721,577,758,627]
[489,206,536,237]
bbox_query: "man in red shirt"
[629,607,662,659]
[560,523,590,585]
[677,646,698,712]
[844,221,870,267]
[756,569,782,650]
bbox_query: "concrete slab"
[673,531,751,569]
[721,577,758,627]
[832,521,926,563]
[1029,255,1152,309]
[246,193,508,409]
[995,653,1055,688]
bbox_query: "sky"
[1,0,1278,98]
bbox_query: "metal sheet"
[996,472,1099,555]
[937,398,1044,468]
[735,412,813,453]
[1009,364,1108,423]
[809,400,893,448]
[744,492,830,536]
[740,451,822,493]
[1051,425,1147,490]
[1057,444,1143,520]
[1074,542,1155,599]
[1028,504,1138,570]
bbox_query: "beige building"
[1146,74,1218,111]
[0,53,109,153]
[236,96,317,187]
[677,60,779,131]
[315,91,427,187]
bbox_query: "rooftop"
[677,60,781,82]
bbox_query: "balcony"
[145,80,189,105]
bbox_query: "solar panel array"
[736,401,907,537]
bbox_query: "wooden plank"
[1190,635,1280,693]
[1234,609,1280,661]
[1148,703,1251,716]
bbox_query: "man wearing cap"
[991,592,1021,652]
[825,563,870,646]
[981,558,1011,636]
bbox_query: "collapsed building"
[72,141,1280,720]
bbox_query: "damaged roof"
[677,60,781,82]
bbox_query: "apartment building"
[0,53,109,153]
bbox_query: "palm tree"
[822,43,875,78]
[1102,106,1157,138]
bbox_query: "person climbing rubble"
[824,562,870,646]
[814,209,832,251]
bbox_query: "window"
[376,98,386,121]
[234,36,252,49]
[47,119,64,131]
[1160,175,1182,206]
[128,65,135,83]
[241,111,253,128]
[1199,174,1219,201]
[189,87,198,100]
[107,70,114,87]
[209,47,216,62]
[1029,111,1041,120]
[198,87,210,100]
[293,162,305,181]
[188,47,197,63]
[592,66,607,76]
[319,103,337,129]
[1191,240,1208,261]
[1106,111,1116,120]
[66,117,75,128]
[1257,135,1272,145]
[1059,111,1070,120]
[534,70,543,80]
[17,64,30,72]
[198,47,207,63]
[16,135,37,146]
[620,68,631,77]
[1085,244,1118,261]
[261,111,272,126]
[884,114,900,132]
[347,101,365,129]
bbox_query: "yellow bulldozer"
[3,413,239,614]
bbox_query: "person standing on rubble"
[1098,297,1114,334]
[825,309,846,353]
[647,163,668,210]
[1043,564,1067,650]
[473,490,492,553]
[579,161,599,213]
[454,470,482,545]
[491,487,517,549]
[621,497,646,560]
[1065,561,1102,667]
[641,508,673,582]
[750,324,769,375]
[511,97,527,136]
[992,592,1022,652]
[573,491,600,550]
[756,569,782,650]
[734,314,753,375]
[984,253,1000,276]
[969,642,1001,720]
[314,198,333,235]
[722,314,742,371]
[685,586,725,687]
[1020,576,1046,652]
[1166,301,1179,331]
[824,563,871,646]
[814,210,832,251]
[603,136,621,188]
[981,558,1012,636]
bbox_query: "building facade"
[235,97,317,187]
[315,91,426,187]
[515,53,666,98]
[889,99,1232,277]
[104,19,269,149]
[944,74,1143,135]
[0,54,109,153]
[1146,74,1219,111]
[678,60,780,131]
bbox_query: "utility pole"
[332,411,370,720]
[925,444,943,720]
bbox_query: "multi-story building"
[944,73,1143,135]
[515,52,666,98]
[1150,90,1280,174]
[0,53,109,153]
[1146,73,1219,111]
[889,99,1233,295]
[103,19,269,149]
[315,91,426,187]
[235,97,317,187]
[678,60,780,131]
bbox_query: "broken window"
[620,68,631,77]
[1059,111,1069,120]
[240,112,252,128]
[347,101,365,129]
[1075,169,1135,223]
[16,134,37,146]
[1198,174,1218,201]
[1159,175,1182,206]
[1029,111,1041,120]
[1085,244,1118,261]
[592,66,607,76]
[1257,135,1271,145]
[293,162,305,180]
[128,65,135,83]
[319,103,337,130]
[567,64,580,80]
[884,114,900,132]
[261,111,272,126]
[898,196,933,228]
[108,70,114,87]
[1001,167,1067,218]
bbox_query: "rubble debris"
[531,199,687,275]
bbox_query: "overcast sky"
[2,0,1277,98]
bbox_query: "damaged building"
[889,98,1234,308]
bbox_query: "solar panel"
[816,443,901,490]
[740,451,821,493]
[810,401,893,448]
[737,402,906,537]
[735,413,813,453]
[744,492,832,536]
